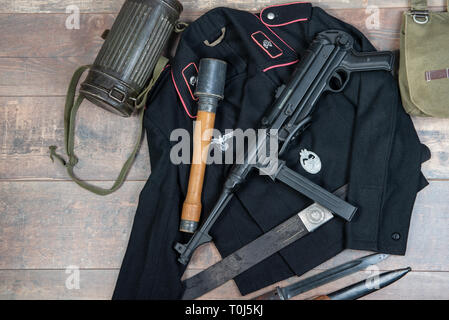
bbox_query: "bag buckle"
[411,10,429,24]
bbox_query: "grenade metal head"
[195,59,227,100]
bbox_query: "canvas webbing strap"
[411,0,428,11]
[49,56,169,196]
[411,0,449,11]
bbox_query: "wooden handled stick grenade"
[179,58,227,233]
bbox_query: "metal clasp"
[108,87,127,103]
[411,10,429,24]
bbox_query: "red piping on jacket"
[181,62,199,101]
[263,59,299,72]
[252,13,296,54]
[171,68,197,119]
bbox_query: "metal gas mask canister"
[80,0,183,117]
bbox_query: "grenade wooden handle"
[180,111,216,232]
[179,58,227,233]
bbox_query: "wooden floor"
[1,0,448,300]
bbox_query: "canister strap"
[49,56,169,196]
[410,0,429,24]
[411,0,449,12]
[175,21,189,33]
[411,0,428,11]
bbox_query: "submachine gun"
[175,30,394,265]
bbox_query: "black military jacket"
[113,3,430,299]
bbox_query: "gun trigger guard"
[333,72,343,86]
[327,69,349,93]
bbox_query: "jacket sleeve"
[345,69,430,255]
[113,70,189,299]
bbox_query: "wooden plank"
[0,12,201,58]
[0,56,93,96]
[0,1,447,13]
[0,97,151,181]
[1,269,447,300]
[0,180,447,271]
[413,117,449,180]
[186,180,449,272]
[0,181,144,269]
[0,8,403,58]
[0,269,118,300]
[183,269,449,300]
[0,7,405,95]
[0,14,115,58]
[1,97,447,181]
[328,8,402,51]
[0,0,127,13]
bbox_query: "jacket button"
[267,12,275,20]
[391,232,401,241]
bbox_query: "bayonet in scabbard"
[252,253,389,300]
[320,267,411,300]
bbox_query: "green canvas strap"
[412,0,449,10]
[49,56,169,196]
[411,0,428,11]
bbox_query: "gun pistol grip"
[342,50,394,72]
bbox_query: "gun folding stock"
[274,162,357,222]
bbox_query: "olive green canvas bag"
[399,0,449,117]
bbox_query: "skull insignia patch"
[299,149,321,174]
[263,40,273,49]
